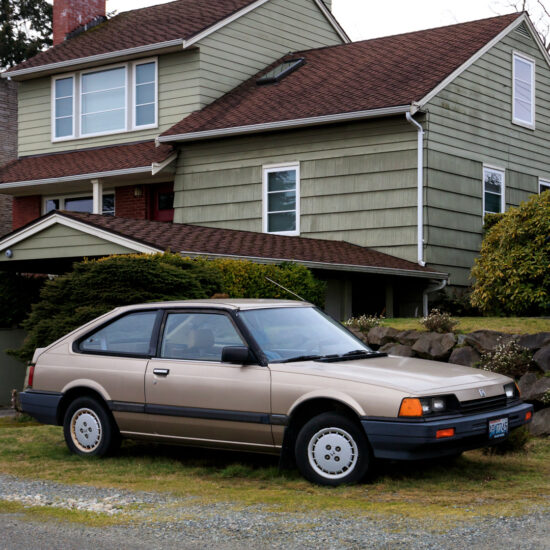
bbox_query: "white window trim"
[132,58,159,131]
[482,165,506,217]
[42,191,115,215]
[51,73,76,142]
[539,179,550,194]
[262,162,300,236]
[51,57,158,142]
[512,51,536,130]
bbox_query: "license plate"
[489,417,508,439]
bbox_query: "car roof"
[115,299,313,313]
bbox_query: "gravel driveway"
[1,474,549,549]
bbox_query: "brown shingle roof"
[51,211,445,277]
[0,142,174,184]
[6,0,257,74]
[161,13,522,138]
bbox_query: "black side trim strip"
[108,400,272,425]
[270,414,289,426]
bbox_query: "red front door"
[151,183,174,222]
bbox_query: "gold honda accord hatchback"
[20,299,533,485]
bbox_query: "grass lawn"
[380,317,550,334]
[0,417,548,521]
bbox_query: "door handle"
[153,368,170,376]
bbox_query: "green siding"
[0,224,136,261]
[18,51,201,156]
[174,118,419,261]
[197,0,343,107]
[424,25,550,286]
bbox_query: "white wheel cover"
[70,408,102,452]
[307,426,359,480]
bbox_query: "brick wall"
[53,0,106,45]
[115,185,150,220]
[0,79,17,237]
[12,196,41,230]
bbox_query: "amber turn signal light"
[436,428,455,439]
[399,398,423,417]
[525,411,532,421]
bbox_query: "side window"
[540,179,550,194]
[512,52,535,128]
[263,163,300,236]
[79,311,158,355]
[483,167,505,216]
[160,312,244,361]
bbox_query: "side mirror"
[221,346,254,364]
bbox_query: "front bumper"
[361,401,533,461]
[19,390,63,425]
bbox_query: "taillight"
[27,364,35,388]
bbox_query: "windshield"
[239,306,373,362]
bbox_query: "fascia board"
[0,166,152,191]
[417,14,528,108]
[179,251,448,280]
[0,213,162,254]
[2,40,184,80]
[157,105,411,143]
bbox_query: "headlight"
[399,395,456,417]
[504,382,519,399]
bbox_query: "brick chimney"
[53,0,106,45]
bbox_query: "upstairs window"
[263,163,300,236]
[44,193,115,216]
[483,166,505,216]
[52,58,157,141]
[513,52,535,128]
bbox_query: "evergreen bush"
[471,192,550,315]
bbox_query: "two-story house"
[0,0,547,318]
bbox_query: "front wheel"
[295,412,370,486]
[63,396,119,457]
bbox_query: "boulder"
[395,330,423,346]
[517,332,550,352]
[367,326,399,348]
[379,343,415,357]
[348,327,368,344]
[533,345,550,373]
[521,375,550,402]
[448,346,481,367]
[518,372,538,397]
[464,330,518,354]
[412,332,456,361]
[528,408,550,437]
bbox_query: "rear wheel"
[63,397,119,457]
[295,412,370,486]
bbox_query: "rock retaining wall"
[350,327,550,437]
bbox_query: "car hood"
[269,355,510,394]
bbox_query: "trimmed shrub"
[471,192,550,315]
[0,272,44,329]
[420,309,457,333]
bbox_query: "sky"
[100,0,550,41]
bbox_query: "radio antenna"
[265,277,306,301]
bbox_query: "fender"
[61,379,112,402]
[287,389,366,418]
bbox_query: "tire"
[294,412,370,486]
[63,396,119,457]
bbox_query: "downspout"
[405,112,425,267]
[422,279,447,317]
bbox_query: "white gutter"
[422,278,447,317]
[157,105,411,143]
[0,166,152,191]
[405,112,425,267]
[179,250,447,280]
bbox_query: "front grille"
[459,394,508,415]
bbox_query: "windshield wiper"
[278,354,325,363]
[317,350,388,362]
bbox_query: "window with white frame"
[513,52,535,127]
[52,59,157,141]
[44,193,115,216]
[483,167,505,215]
[540,179,550,194]
[263,163,300,235]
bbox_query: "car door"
[145,309,273,451]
